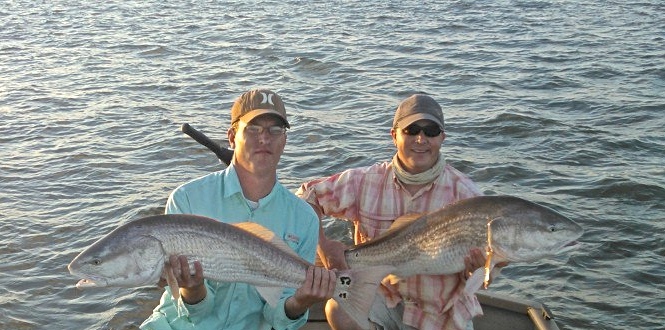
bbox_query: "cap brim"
[397,113,443,129]
[239,109,290,128]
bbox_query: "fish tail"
[163,263,181,301]
[332,266,394,330]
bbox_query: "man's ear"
[390,128,397,146]
[228,127,236,149]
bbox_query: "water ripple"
[1,1,663,329]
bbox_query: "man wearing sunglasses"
[297,94,493,330]
[141,89,337,330]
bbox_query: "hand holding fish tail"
[285,266,337,319]
[317,235,349,270]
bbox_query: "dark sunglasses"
[401,124,443,137]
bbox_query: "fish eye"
[92,259,102,265]
[548,225,557,232]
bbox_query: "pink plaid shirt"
[297,161,483,330]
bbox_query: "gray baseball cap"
[392,94,444,130]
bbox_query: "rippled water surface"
[1,1,663,329]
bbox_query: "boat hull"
[302,291,560,330]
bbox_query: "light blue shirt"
[140,164,319,330]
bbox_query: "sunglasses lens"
[403,125,421,135]
[422,126,442,137]
[402,125,442,137]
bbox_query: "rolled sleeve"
[263,292,309,330]
[296,168,366,220]
[140,283,215,330]
[180,283,215,321]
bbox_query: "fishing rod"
[181,123,234,166]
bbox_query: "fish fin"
[388,213,424,230]
[464,268,485,296]
[234,222,301,258]
[163,263,190,319]
[233,222,276,239]
[256,286,284,307]
[457,264,486,322]
[489,265,503,280]
[332,266,395,330]
[462,268,486,319]
[175,299,189,319]
[486,218,504,289]
[483,248,494,289]
[163,262,180,301]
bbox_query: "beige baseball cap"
[231,89,290,128]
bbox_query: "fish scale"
[148,217,311,288]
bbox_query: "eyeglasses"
[401,124,443,137]
[243,124,287,136]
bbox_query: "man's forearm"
[284,295,308,320]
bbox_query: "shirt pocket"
[357,212,399,241]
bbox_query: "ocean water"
[1,1,663,329]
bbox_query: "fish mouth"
[556,240,582,254]
[75,277,108,289]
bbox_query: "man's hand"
[312,203,350,271]
[285,266,337,319]
[164,255,206,304]
[461,248,509,288]
[317,236,349,270]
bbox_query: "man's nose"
[415,132,427,143]
[257,129,273,143]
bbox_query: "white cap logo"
[260,92,275,105]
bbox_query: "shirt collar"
[222,164,243,199]
[222,163,279,205]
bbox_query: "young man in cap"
[297,94,498,330]
[141,89,336,330]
